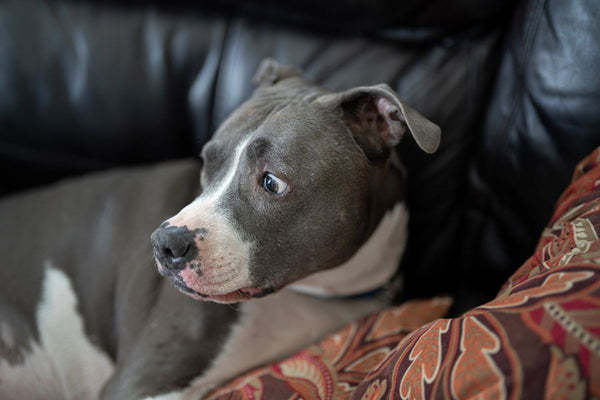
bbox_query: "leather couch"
[1,0,599,314]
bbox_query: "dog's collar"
[337,285,387,300]
[289,202,408,299]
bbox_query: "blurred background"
[1,0,599,314]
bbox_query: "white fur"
[0,340,64,400]
[202,136,253,203]
[165,137,254,295]
[290,202,408,297]
[0,264,113,400]
[0,322,16,349]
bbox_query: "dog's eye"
[263,173,288,195]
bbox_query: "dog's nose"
[151,226,193,270]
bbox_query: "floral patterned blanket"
[208,148,600,400]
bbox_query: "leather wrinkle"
[491,0,547,162]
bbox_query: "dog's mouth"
[154,256,275,303]
[200,287,274,303]
[164,271,274,303]
[186,285,274,304]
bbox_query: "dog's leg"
[100,282,238,400]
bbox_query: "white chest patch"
[0,264,114,400]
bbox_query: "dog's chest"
[148,290,384,400]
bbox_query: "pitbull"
[0,59,440,399]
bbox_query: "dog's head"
[151,59,440,303]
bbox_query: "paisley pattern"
[208,147,600,400]
[205,298,452,400]
[398,319,450,400]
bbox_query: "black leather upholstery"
[1,0,598,313]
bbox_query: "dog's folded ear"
[327,84,441,159]
[252,58,303,86]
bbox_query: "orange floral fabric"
[206,298,452,400]
[208,147,600,400]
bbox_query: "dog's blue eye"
[263,173,288,195]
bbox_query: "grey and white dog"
[0,59,440,399]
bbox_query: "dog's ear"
[252,58,303,86]
[327,84,441,159]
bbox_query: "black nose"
[151,225,196,271]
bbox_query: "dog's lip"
[200,291,251,303]
[194,286,275,303]
[202,287,272,302]
[236,286,266,297]
[167,280,274,303]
